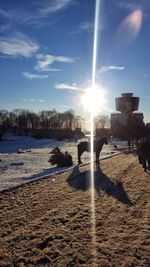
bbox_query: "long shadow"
[67,164,132,205]
[21,166,68,181]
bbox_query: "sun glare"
[81,84,107,115]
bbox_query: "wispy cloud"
[0,33,39,58]
[144,73,150,78]
[37,0,73,16]
[117,1,140,11]
[55,83,82,91]
[71,17,107,34]
[98,65,125,74]
[0,24,11,33]
[35,54,75,71]
[71,21,93,34]
[0,1,73,27]
[21,0,73,27]
[79,21,93,31]
[0,8,12,18]
[22,72,48,79]
[22,98,45,102]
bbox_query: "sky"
[0,0,150,122]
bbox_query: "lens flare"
[90,0,101,264]
[118,9,143,45]
[80,1,101,263]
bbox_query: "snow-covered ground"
[0,134,127,191]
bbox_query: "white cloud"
[0,24,11,33]
[144,73,149,78]
[22,72,48,79]
[0,8,11,18]
[71,21,94,34]
[79,21,93,31]
[0,1,73,28]
[98,65,125,74]
[0,33,39,58]
[55,83,82,91]
[38,0,73,16]
[35,54,74,71]
[117,1,140,11]
[22,98,45,102]
[71,18,107,34]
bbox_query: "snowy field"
[0,134,127,191]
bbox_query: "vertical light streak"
[90,0,101,264]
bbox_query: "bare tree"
[64,110,75,130]
[94,115,110,129]
[0,108,84,138]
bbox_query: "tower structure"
[115,93,139,113]
[111,93,144,135]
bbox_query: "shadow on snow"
[21,166,68,181]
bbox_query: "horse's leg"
[78,149,83,164]
[142,157,147,172]
[138,153,142,164]
[147,156,150,168]
[96,150,100,164]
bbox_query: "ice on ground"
[0,134,126,191]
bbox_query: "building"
[111,93,144,135]
[115,93,139,113]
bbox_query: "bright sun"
[81,85,107,115]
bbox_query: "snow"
[0,134,127,191]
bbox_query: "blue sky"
[0,0,150,122]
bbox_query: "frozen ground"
[0,134,127,191]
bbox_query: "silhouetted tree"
[95,115,110,129]
[0,108,82,138]
[64,109,75,130]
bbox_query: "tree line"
[0,109,83,139]
[0,110,111,132]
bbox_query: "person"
[128,139,131,151]
[137,138,144,164]
[138,137,150,172]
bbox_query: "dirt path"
[0,153,150,267]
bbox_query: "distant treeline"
[0,109,83,139]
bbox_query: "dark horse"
[77,136,108,164]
